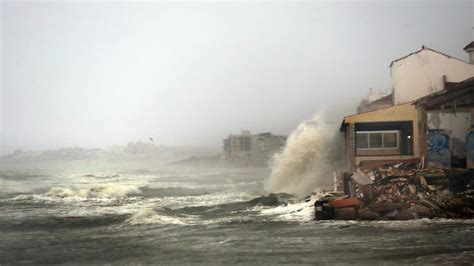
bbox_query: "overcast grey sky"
[1,0,473,154]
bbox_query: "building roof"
[444,81,460,91]
[371,93,392,105]
[413,76,474,111]
[339,102,416,132]
[389,46,468,67]
[463,41,474,51]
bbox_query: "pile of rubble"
[315,161,474,220]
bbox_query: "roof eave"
[339,119,347,132]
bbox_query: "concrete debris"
[315,162,474,220]
[352,169,373,185]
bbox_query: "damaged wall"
[391,49,474,105]
[427,111,471,159]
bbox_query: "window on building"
[383,132,398,148]
[368,133,382,148]
[356,131,399,150]
[356,133,369,149]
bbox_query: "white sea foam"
[258,201,314,222]
[45,183,142,199]
[156,191,254,208]
[258,192,328,222]
[126,208,193,225]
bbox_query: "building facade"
[391,46,474,105]
[223,131,287,166]
[341,103,421,170]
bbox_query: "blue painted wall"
[427,129,451,167]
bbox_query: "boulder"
[408,205,432,218]
[446,212,461,219]
[384,209,399,220]
[358,209,379,220]
[395,210,416,220]
[334,207,357,220]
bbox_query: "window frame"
[356,130,399,150]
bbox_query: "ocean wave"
[45,183,142,199]
[126,208,196,225]
[247,193,294,207]
[0,214,128,230]
[414,250,474,264]
[82,173,120,178]
[258,201,314,222]
[0,179,32,194]
[171,193,284,215]
[126,193,293,225]
[138,186,213,198]
[255,192,338,222]
[157,191,255,209]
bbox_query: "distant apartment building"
[223,130,287,165]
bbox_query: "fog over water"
[1,1,473,155]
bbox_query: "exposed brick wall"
[345,124,356,171]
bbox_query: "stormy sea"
[1,164,474,264]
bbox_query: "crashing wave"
[247,193,294,207]
[126,208,193,225]
[46,183,142,199]
[257,191,332,222]
[266,114,343,196]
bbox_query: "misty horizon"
[2,1,473,155]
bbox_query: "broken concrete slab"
[352,169,373,185]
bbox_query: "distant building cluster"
[341,43,474,171]
[223,130,287,166]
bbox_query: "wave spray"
[266,114,344,197]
